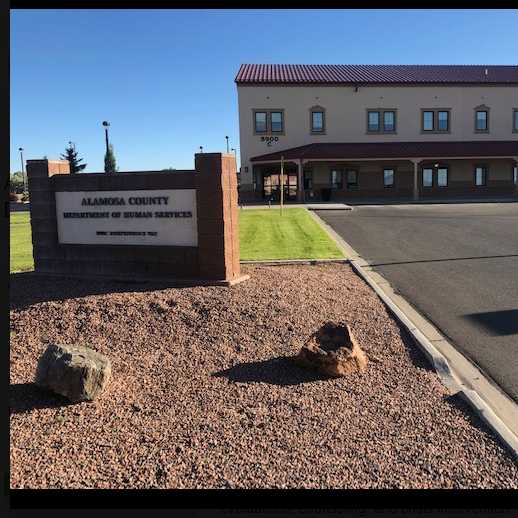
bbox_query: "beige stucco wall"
[237,84,518,188]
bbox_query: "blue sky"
[10,9,518,173]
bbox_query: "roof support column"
[297,159,304,202]
[411,159,420,201]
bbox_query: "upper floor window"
[270,111,284,133]
[367,109,397,133]
[513,109,518,132]
[254,111,267,133]
[310,106,325,133]
[422,109,450,132]
[383,111,396,132]
[253,109,284,134]
[475,106,489,132]
[368,111,380,132]
[437,111,450,131]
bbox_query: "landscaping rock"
[35,344,111,403]
[294,322,368,377]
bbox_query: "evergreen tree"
[104,144,118,174]
[60,143,87,173]
[10,171,25,193]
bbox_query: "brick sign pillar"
[26,160,70,273]
[195,153,244,283]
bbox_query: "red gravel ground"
[9,264,518,488]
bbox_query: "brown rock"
[35,344,111,403]
[293,322,368,377]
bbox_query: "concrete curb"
[241,258,348,266]
[310,210,518,463]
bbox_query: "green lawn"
[239,208,344,261]
[10,212,34,273]
[9,207,344,273]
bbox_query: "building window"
[422,109,450,132]
[475,107,489,132]
[422,168,433,187]
[437,111,449,132]
[303,168,313,190]
[270,111,284,133]
[383,168,395,188]
[254,111,267,134]
[367,109,397,133]
[475,166,487,186]
[513,109,518,132]
[253,110,285,135]
[368,111,380,132]
[310,106,325,133]
[437,167,448,187]
[383,111,396,132]
[422,111,434,131]
[346,170,359,190]
[330,169,343,189]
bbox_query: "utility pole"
[18,147,26,192]
[280,155,284,216]
[102,121,110,154]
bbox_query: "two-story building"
[236,64,518,202]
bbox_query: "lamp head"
[102,121,110,127]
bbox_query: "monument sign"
[26,153,247,285]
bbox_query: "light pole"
[199,146,203,154]
[102,121,110,155]
[225,136,229,153]
[18,147,26,192]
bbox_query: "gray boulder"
[35,344,111,403]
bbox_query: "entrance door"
[262,172,298,201]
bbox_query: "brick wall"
[27,154,244,284]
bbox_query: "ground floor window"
[383,168,395,188]
[346,170,359,190]
[422,168,433,187]
[330,169,343,189]
[437,167,448,187]
[475,166,487,186]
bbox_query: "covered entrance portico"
[249,141,518,203]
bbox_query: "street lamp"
[102,121,110,155]
[199,146,203,154]
[225,136,229,153]
[18,147,26,192]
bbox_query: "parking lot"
[316,203,518,403]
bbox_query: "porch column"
[297,159,304,202]
[514,158,518,195]
[411,159,420,201]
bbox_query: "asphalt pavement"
[316,203,518,402]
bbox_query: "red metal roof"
[250,141,518,162]
[236,65,518,85]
